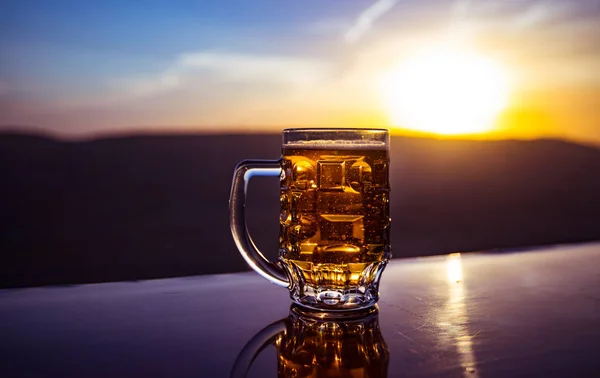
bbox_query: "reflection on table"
[232,305,389,377]
[440,253,478,377]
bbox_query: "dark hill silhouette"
[1,132,600,288]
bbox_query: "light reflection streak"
[438,253,479,377]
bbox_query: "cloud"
[123,72,181,98]
[512,2,558,28]
[178,52,329,87]
[451,0,573,30]
[345,0,399,44]
[46,51,330,112]
[116,51,329,99]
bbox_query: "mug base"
[284,259,388,316]
[291,290,380,315]
[290,302,379,319]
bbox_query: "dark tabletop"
[2,242,600,377]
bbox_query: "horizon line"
[0,124,597,149]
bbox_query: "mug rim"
[283,127,389,133]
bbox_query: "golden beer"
[279,140,391,308]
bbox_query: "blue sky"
[1,1,339,92]
[1,0,599,142]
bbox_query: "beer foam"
[284,139,387,150]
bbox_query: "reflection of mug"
[230,129,391,312]
[231,306,389,378]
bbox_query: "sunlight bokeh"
[380,47,511,136]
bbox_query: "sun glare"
[380,48,511,135]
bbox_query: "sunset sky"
[1,0,599,143]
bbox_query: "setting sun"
[380,48,511,135]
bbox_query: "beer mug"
[231,305,389,377]
[230,128,391,312]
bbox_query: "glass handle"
[229,319,287,378]
[229,159,289,287]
